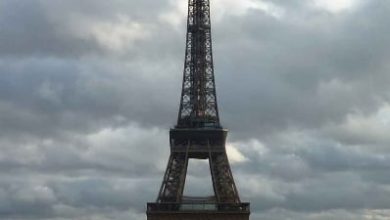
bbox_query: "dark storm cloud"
[1,0,390,219]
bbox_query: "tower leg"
[157,148,189,203]
[209,152,240,203]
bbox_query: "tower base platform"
[147,202,250,220]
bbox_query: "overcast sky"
[1,0,390,219]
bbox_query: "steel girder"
[177,0,219,128]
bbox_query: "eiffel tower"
[147,0,250,219]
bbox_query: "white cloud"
[313,0,359,13]
[159,0,188,27]
[363,209,390,220]
[85,124,169,171]
[226,143,248,164]
[213,0,284,19]
[14,185,56,204]
[247,176,287,202]
[56,12,151,52]
[89,18,150,51]
[325,103,390,151]
[159,0,284,28]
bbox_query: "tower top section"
[176,0,220,129]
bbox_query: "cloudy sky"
[1,0,390,219]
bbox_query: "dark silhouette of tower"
[147,0,250,219]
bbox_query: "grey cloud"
[0,0,179,58]
[0,177,156,219]
[0,57,180,139]
[1,0,390,219]
[0,1,97,57]
[216,2,390,139]
[251,208,381,220]
[0,124,169,177]
[0,124,167,219]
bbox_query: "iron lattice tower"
[147,0,250,219]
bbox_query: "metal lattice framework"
[177,0,219,128]
[147,0,250,219]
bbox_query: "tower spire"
[177,0,220,128]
